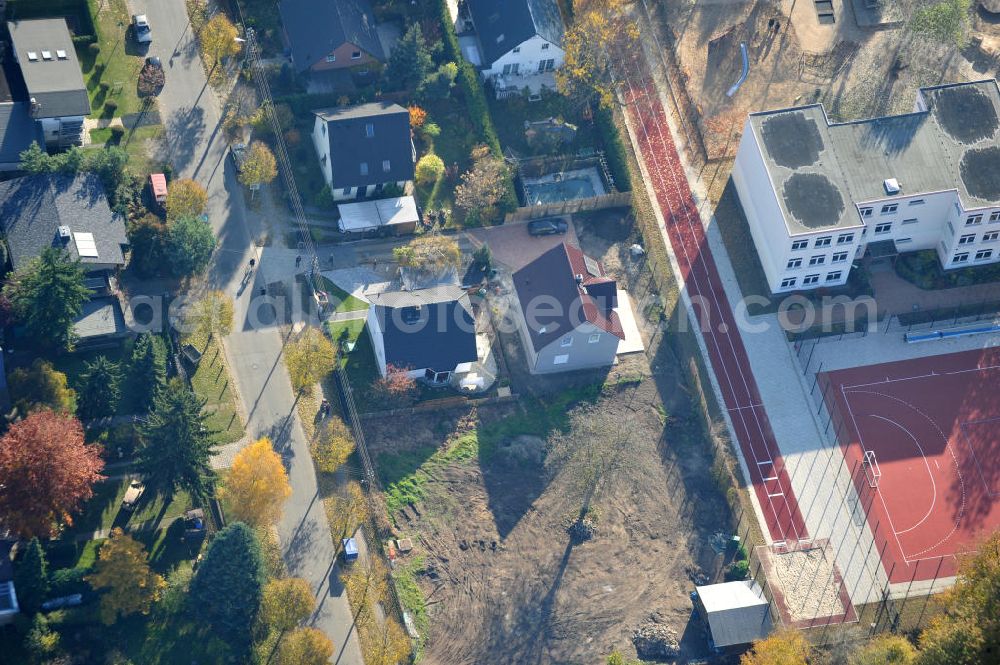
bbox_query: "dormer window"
[360,162,369,176]
[325,54,336,62]
[351,51,361,59]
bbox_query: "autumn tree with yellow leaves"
[741,629,810,665]
[325,481,368,541]
[184,290,234,346]
[311,417,355,474]
[200,13,240,76]
[364,618,411,665]
[274,627,334,665]
[555,0,639,109]
[284,327,336,393]
[86,528,166,624]
[220,438,291,528]
[260,577,315,634]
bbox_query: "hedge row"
[593,102,632,192]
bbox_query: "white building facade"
[733,80,1000,294]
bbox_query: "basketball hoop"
[863,450,881,488]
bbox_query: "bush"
[110,126,126,140]
[104,100,118,113]
[724,559,750,581]
[49,567,89,597]
[88,42,101,54]
[593,102,632,192]
[415,153,445,184]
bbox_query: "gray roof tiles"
[0,174,128,272]
[7,19,90,118]
[279,0,384,72]
[467,0,564,65]
[313,102,415,190]
[749,80,1000,234]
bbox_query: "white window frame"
[959,234,976,245]
[780,277,796,289]
[826,271,842,282]
[342,187,352,195]
[967,214,984,226]
[881,204,898,214]
[325,54,336,63]
[365,123,374,137]
[902,218,918,225]
[874,222,892,234]
[859,207,873,218]
[837,233,854,244]
[953,252,970,264]
[787,258,802,269]
[588,333,601,344]
[976,249,993,261]
[553,354,569,365]
[809,255,825,266]
[990,211,1000,223]
[542,42,550,50]
[351,51,362,60]
[983,231,1000,242]
[382,159,391,172]
[803,274,820,285]
[832,251,848,263]
[815,236,832,247]
[791,239,808,251]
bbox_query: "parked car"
[230,143,247,173]
[121,480,145,512]
[131,14,152,43]
[342,538,359,563]
[527,217,569,236]
[149,173,167,206]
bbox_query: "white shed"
[693,580,772,649]
[337,196,419,235]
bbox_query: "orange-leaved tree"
[0,410,104,538]
[86,528,166,624]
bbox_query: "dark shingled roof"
[369,285,478,373]
[279,0,384,72]
[8,19,91,118]
[313,102,414,190]
[0,174,128,271]
[513,243,623,354]
[0,60,40,166]
[467,0,565,65]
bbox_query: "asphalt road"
[131,1,365,661]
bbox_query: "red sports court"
[820,347,1000,583]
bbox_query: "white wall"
[482,35,563,78]
[311,116,333,189]
[366,305,387,378]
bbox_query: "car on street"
[132,14,152,43]
[527,217,569,236]
[230,142,247,173]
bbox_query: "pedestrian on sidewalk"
[295,255,302,268]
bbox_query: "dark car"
[145,56,162,69]
[527,218,569,236]
[230,143,247,173]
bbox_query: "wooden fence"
[504,191,632,222]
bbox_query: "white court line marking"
[841,362,1000,391]
[617,71,804,542]
[866,414,937,535]
[845,389,966,561]
[768,492,785,498]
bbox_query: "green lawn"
[287,120,328,207]
[487,92,597,157]
[52,341,143,415]
[78,0,145,118]
[184,331,245,445]
[58,476,193,541]
[88,124,165,176]
[316,276,368,313]
[324,319,378,395]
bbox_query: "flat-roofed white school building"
[732,79,1000,293]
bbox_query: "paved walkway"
[870,266,1000,316]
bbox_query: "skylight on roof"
[41,51,52,60]
[74,232,99,258]
[27,51,38,61]
[56,50,67,59]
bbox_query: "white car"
[132,14,152,43]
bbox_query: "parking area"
[466,218,580,271]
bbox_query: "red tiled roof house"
[511,242,624,374]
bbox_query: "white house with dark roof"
[733,79,1000,294]
[7,19,90,148]
[512,242,624,374]
[466,0,565,96]
[279,0,385,74]
[366,285,479,385]
[311,102,415,202]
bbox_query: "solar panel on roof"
[583,255,601,277]
[74,232,99,258]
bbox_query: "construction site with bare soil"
[645,0,1000,171]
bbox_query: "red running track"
[620,72,807,545]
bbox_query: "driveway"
[131,1,364,661]
[467,218,580,271]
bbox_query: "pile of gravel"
[632,614,680,660]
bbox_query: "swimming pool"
[522,167,608,205]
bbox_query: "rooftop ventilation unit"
[26,51,37,61]
[58,225,71,239]
[884,178,901,195]
[41,51,52,60]
[56,50,67,59]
